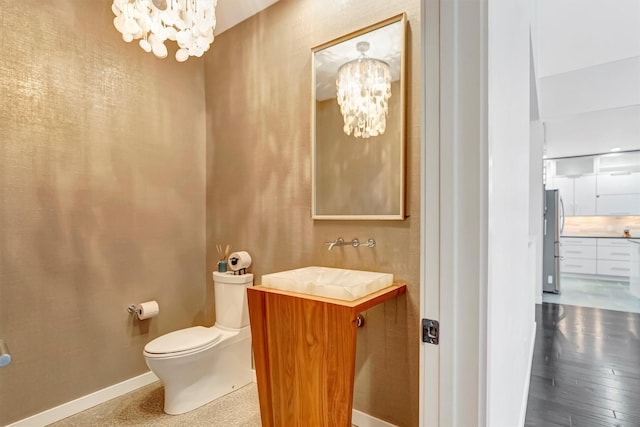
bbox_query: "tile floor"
[543,275,640,314]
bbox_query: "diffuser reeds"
[216,244,230,261]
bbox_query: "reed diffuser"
[216,244,231,272]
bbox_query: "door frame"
[420,0,489,425]
[418,0,441,425]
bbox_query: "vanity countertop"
[251,280,406,311]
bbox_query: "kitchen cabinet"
[546,176,574,214]
[631,240,640,298]
[560,258,597,275]
[560,237,633,279]
[595,172,640,215]
[559,237,595,246]
[547,176,596,216]
[596,172,640,195]
[596,194,640,216]
[544,152,640,217]
[596,238,632,278]
[560,238,597,275]
[573,175,596,216]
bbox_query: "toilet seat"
[144,326,223,358]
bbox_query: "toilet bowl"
[143,272,253,415]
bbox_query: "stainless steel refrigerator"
[543,189,564,293]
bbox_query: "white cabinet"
[595,172,640,215]
[561,258,597,275]
[597,245,632,261]
[560,238,597,275]
[547,176,574,215]
[546,175,596,216]
[559,237,595,246]
[560,245,597,259]
[596,194,640,216]
[573,175,596,216]
[631,240,640,297]
[596,238,632,278]
[545,153,640,217]
[597,260,632,277]
[596,172,640,195]
[560,237,632,279]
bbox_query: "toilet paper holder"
[127,301,160,320]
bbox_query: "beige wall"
[0,1,206,425]
[0,0,421,425]
[204,0,421,425]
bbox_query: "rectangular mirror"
[312,13,407,220]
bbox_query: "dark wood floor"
[525,303,640,427]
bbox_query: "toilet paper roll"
[136,301,159,320]
[228,251,252,272]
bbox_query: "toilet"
[143,272,253,415]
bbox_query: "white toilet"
[143,272,253,415]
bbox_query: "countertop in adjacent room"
[561,235,640,240]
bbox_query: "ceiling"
[314,20,403,101]
[532,0,640,158]
[214,0,279,35]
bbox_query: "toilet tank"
[212,272,253,329]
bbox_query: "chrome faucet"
[324,237,376,251]
[325,237,345,251]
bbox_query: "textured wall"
[204,0,421,425]
[0,1,206,424]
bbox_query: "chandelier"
[336,41,392,138]
[112,0,217,62]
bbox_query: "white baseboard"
[518,321,537,427]
[6,371,159,427]
[352,409,398,427]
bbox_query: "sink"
[261,266,393,301]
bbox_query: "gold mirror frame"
[311,13,407,220]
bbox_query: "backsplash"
[563,216,640,237]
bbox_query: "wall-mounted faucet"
[325,237,345,251]
[324,237,376,251]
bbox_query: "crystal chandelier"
[336,41,392,138]
[112,0,217,62]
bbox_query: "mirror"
[311,14,407,220]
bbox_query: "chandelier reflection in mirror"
[112,0,217,62]
[336,41,392,139]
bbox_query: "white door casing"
[419,0,441,426]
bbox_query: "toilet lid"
[144,326,222,355]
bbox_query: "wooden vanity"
[247,281,406,427]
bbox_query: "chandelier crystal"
[112,0,217,62]
[336,41,392,138]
